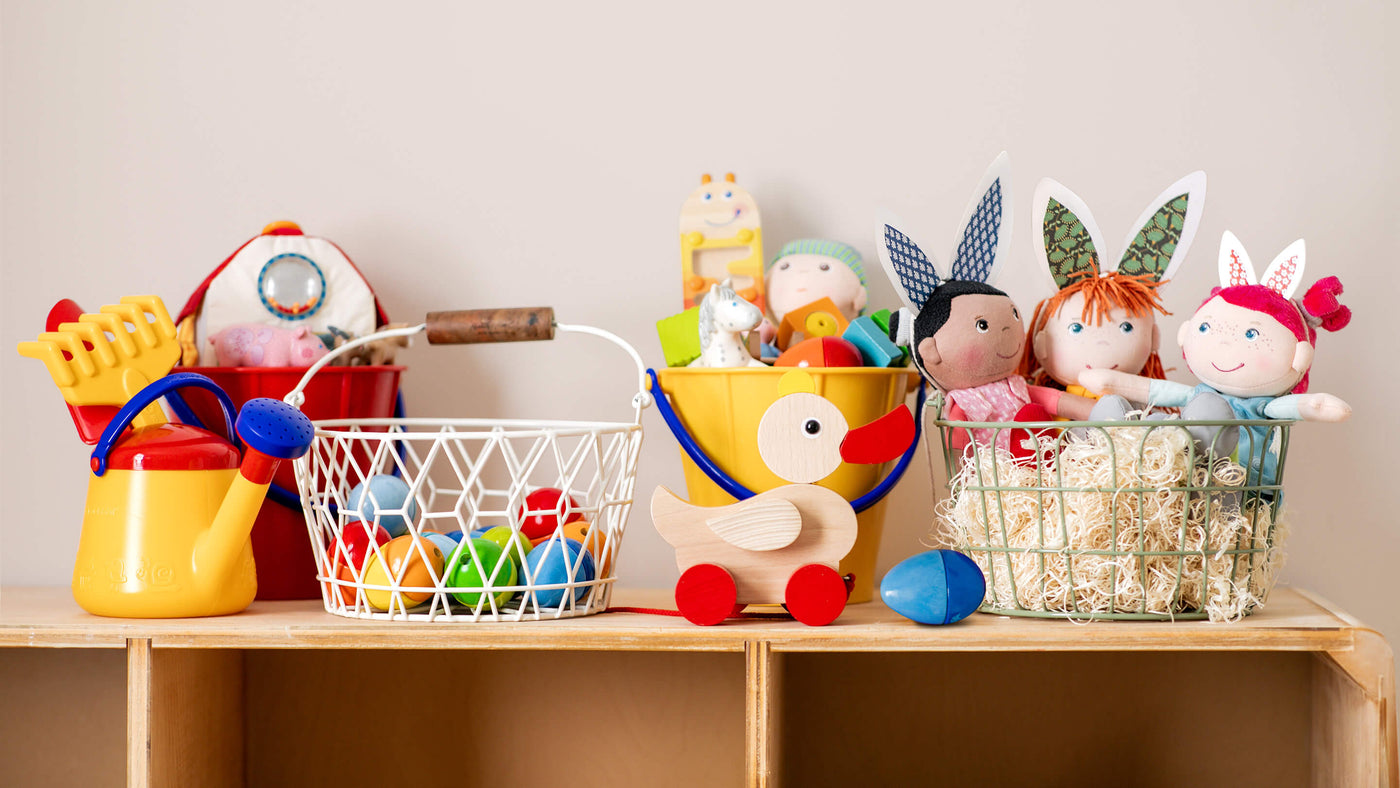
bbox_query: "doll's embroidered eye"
[702,193,712,201]
[779,262,790,270]
[1198,322,1210,334]
[1012,307,1020,321]
[803,419,822,436]
[1245,328,1260,341]
[1119,322,1134,334]
[1068,322,1084,334]
[819,263,830,271]
[976,319,990,333]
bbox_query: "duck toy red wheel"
[654,370,916,627]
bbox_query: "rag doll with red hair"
[1019,172,1207,417]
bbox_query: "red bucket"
[183,365,403,599]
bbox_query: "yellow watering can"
[74,373,314,617]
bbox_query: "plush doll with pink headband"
[1081,230,1352,483]
[878,152,1096,454]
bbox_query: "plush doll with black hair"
[878,152,1095,453]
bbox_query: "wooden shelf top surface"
[0,586,1369,653]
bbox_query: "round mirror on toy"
[258,252,326,320]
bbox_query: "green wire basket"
[928,393,1291,622]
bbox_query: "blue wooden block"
[843,316,903,367]
[880,550,986,625]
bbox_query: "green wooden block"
[870,308,893,333]
[865,309,908,364]
[657,307,702,367]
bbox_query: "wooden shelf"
[1,586,1395,787]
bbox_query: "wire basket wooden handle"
[425,307,555,344]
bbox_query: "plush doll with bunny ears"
[879,152,1096,453]
[1019,172,1207,407]
[1081,230,1352,483]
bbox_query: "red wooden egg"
[518,488,584,540]
[332,522,392,572]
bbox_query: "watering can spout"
[196,399,315,584]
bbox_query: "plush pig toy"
[210,323,329,367]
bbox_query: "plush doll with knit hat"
[757,239,868,350]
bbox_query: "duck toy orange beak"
[840,405,916,465]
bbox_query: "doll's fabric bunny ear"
[1116,171,1207,283]
[877,210,943,313]
[1259,239,1306,298]
[947,151,1013,285]
[1218,230,1258,287]
[1031,178,1105,290]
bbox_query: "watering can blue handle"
[645,368,925,513]
[91,372,238,477]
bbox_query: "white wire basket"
[284,308,649,622]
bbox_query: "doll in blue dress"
[1080,230,1352,487]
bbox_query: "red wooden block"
[675,563,738,626]
[784,564,848,626]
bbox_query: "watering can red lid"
[96,424,240,473]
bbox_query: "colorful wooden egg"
[330,563,359,606]
[422,532,460,564]
[446,538,518,608]
[517,488,585,540]
[361,535,445,611]
[346,474,420,538]
[331,521,391,572]
[775,336,863,369]
[478,525,533,568]
[879,550,986,625]
[561,520,610,576]
[523,537,596,608]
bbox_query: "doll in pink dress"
[877,152,1095,456]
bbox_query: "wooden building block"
[843,316,904,367]
[657,307,702,367]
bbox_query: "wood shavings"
[939,424,1287,622]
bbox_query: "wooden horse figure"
[689,279,766,368]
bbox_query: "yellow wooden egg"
[361,535,444,611]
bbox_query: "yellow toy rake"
[17,295,181,443]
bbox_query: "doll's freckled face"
[918,293,1025,391]
[1037,292,1156,387]
[1181,297,1304,397]
[765,254,866,323]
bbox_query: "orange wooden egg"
[361,535,445,611]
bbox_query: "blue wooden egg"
[880,550,986,625]
[523,537,596,608]
[345,475,419,537]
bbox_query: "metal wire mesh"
[297,417,642,622]
[932,399,1289,621]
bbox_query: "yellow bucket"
[653,367,918,603]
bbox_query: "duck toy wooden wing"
[651,370,916,626]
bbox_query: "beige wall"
[3,2,1395,639]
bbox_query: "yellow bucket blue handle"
[646,368,923,513]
